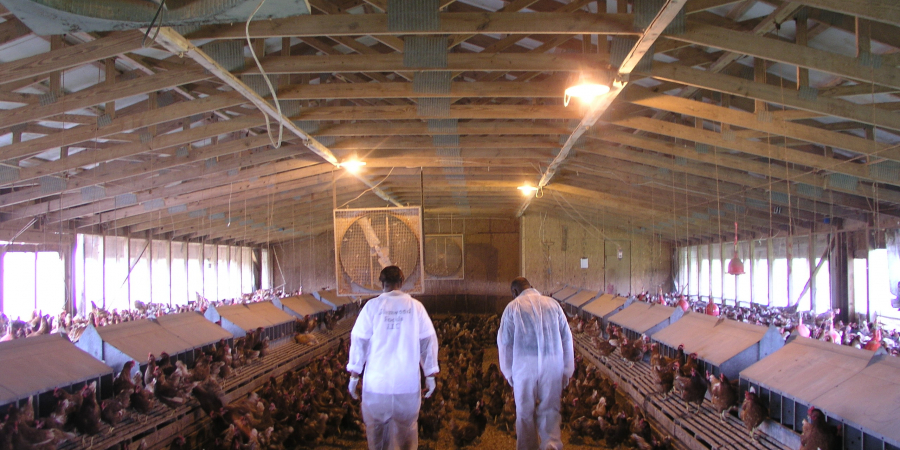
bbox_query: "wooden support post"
[767,237,774,306]
[749,238,755,304]
[754,57,767,113]
[796,9,809,89]
[830,225,849,322]
[49,35,63,96]
[809,232,816,311]
[105,59,116,120]
[787,234,793,307]
[856,17,871,58]
[148,91,158,137]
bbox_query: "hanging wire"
[142,0,166,48]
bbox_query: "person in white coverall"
[498,277,575,450]
[347,265,440,450]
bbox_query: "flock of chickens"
[0,289,290,344]
[574,316,843,450]
[0,326,274,450]
[0,300,853,450]
[636,292,899,356]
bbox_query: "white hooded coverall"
[498,288,575,450]
[347,290,439,450]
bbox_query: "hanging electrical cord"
[246,0,284,149]
[142,0,166,48]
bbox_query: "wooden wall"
[273,230,337,294]
[272,217,520,314]
[520,213,673,297]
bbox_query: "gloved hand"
[424,377,436,398]
[348,376,360,400]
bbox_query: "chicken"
[100,396,126,427]
[590,336,617,362]
[651,361,676,398]
[674,366,708,414]
[603,411,631,448]
[739,387,767,440]
[800,407,841,450]
[619,337,646,367]
[113,361,137,398]
[130,384,155,415]
[74,383,101,435]
[153,368,187,409]
[450,402,487,447]
[708,372,739,422]
[192,384,225,416]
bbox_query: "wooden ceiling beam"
[292,104,583,120]
[785,0,900,28]
[277,81,565,100]
[619,85,900,184]
[593,130,887,216]
[0,92,245,162]
[243,53,608,75]
[669,21,900,91]
[314,121,571,136]
[0,30,145,87]
[189,12,638,39]
[647,62,900,133]
[0,67,212,131]
[0,116,264,189]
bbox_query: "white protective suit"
[498,288,575,450]
[347,290,440,450]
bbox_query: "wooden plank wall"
[271,217,520,314]
[274,230,337,295]
[418,217,520,315]
[520,213,673,297]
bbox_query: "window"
[711,244,722,300]
[188,243,203,302]
[752,240,768,305]
[171,241,188,306]
[3,252,36,321]
[204,244,218,300]
[242,248,253,294]
[151,240,170,305]
[791,238,810,312]
[261,249,271,290]
[105,236,129,311]
[129,239,151,307]
[699,245,710,298]
[869,249,896,319]
[735,241,751,304]
[2,250,64,320]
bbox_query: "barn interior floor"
[314,346,612,450]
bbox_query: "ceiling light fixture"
[339,159,366,174]
[564,71,611,107]
[517,184,538,196]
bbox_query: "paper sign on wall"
[580,258,589,269]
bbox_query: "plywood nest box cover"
[274,294,333,318]
[552,286,580,302]
[609,301,683,340]
[651,311,783,379]
[314,290,354,308]
[0,334,111,405]
[75,318,196,373]
[741,337,900,449]
[204,301,294,338]
[581,294,629,326]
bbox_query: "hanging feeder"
[727,221,745,275]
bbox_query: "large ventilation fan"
[0,0,311,35]
[424,234,464,280]
[333,207,424,296]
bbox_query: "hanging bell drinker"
[727,221,745,275]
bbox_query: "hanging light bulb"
[564,71,610,107]
[727,221,745,275]
[517,184,538,196]
[339,159,366,174]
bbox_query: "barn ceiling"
[0,0,898,246]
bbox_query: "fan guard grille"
[334,207,424,295]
